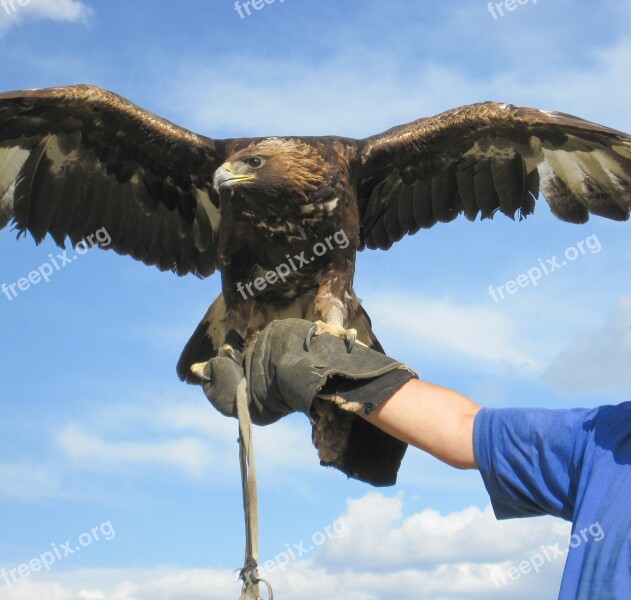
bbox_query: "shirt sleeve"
[473,407,594,521]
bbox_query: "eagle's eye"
[246,157,263,169]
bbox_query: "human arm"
[362,378,481,470]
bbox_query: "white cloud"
[0,0,91,36]
[20,0,90,22]
[37,391,319,489]
[152,397,318,472]
[318,493,570,570]
[351,287,631,394]
[366,294,544,372]
[161,27,631,140]
[54,423,212,477]
[542,296,631,393]
[0,462,64,500]
[484,38,631,131]
[0,495,572,600]
[0,566,557,600]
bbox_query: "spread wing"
[0,85,236,277]
[356,102,631,250]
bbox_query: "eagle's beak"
[213,163,255,192]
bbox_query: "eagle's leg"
[307,290,364,353]
[306,317,358,353]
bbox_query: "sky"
[0,0,630,598]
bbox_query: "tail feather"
[176,295,226,383]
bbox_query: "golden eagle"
[1,86,630,481]
[2,84,631,362]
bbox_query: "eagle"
[2,85,630,483]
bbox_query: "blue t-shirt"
[474,403,631,600]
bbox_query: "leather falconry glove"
[192,318,418,486]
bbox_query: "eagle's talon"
[190,362,211,382]
[305,321,361,352]
[305,323,318,352]
[219,343,242,365]
[347,332,357,353]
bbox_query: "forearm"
[362,378,481,470]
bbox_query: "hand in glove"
[191,319,418,486]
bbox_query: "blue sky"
[0,0,630,598]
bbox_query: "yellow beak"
[213,163,255,192]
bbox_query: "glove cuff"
[313,369,415,486]
[320,368,417,415]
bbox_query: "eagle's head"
[213,138,327,200]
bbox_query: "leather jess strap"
[236,379,273,600]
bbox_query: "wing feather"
[357,102,631,249]
[397,182,418,235]
[412,179,436,230]
[0,85,235,277]
[432,164,461,223]
[491,154,526,219]
[456,159,479,221]
[48,162,83,246]
[474,159,500,220]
